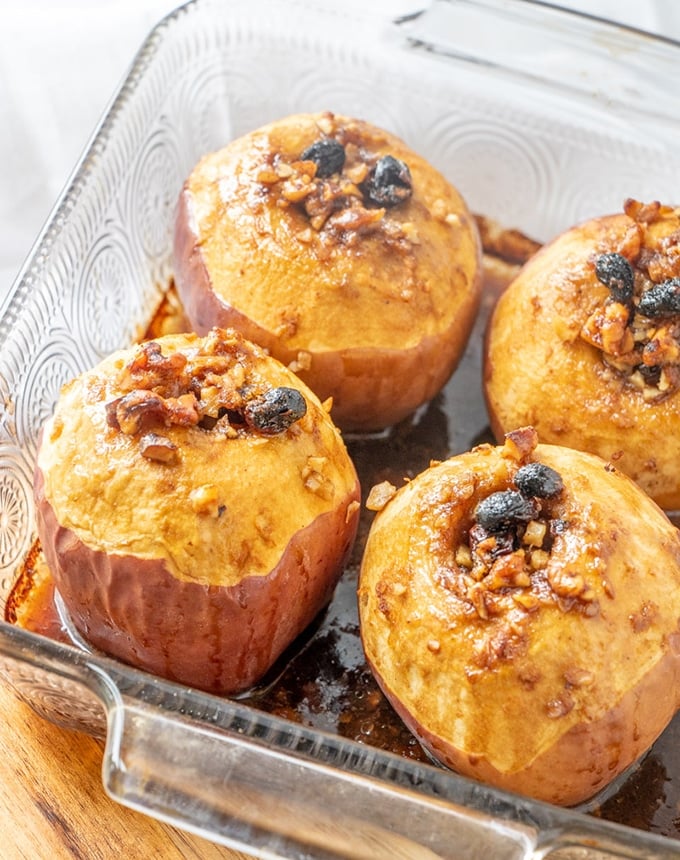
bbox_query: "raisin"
[514,463,564,499]
[637,278,680,318]
[300,139,345,178]
[474,491,539,533]
[594,253,634,304]
[362,155,412,207]
[244,387,307,434]
[637,363,662,385]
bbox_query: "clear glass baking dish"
[1,0,680,856]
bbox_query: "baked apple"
[35,328,361,694]
[173,111,482,432]
[484,198,680,509]
[358,427,680,806]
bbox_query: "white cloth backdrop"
[0,0,678,301]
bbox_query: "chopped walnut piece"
[523,520,547,547]
[190,484,221,516]
[468,582,489,620]
[485,551,530,591]
[548,567,596,603]
[513,591,540,611]
[345,499,360,523]
[366,481,398,511]
[256,167,280,184]
[139,433,179,465]
[120,340,190,396]
[581,201,680,399]
[108,390,199,435]
[502,427,538,461]
[106,331,310,443]
[623,198,664,224]
[581,301,634,356]
[326,204,385,234]
[643,325,680,366]
[455,544,473,569]
[301,459,334,501]
[529,548,550,570]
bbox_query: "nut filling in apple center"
[105,328,308,465]
[440,429,601,684]
[255,114,414,246]
[581,198,680,401]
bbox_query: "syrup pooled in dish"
[484,199,680,509]
[173,111,482,432]
[359,427,680,806]
[34,327,361,695]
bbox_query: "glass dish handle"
[406,0,680,126]
[103,696,538,859]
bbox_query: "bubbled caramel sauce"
[7,208,680,837]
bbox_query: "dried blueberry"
[637,278,680,318]
[300,139,346,178]
[362,155,413,207]
[474,491,539,533]
[244,387,307,434]
[514,463,564,499]
[594,253,634,304]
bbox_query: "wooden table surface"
[0,681,255,860]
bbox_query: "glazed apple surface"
[359,427,680,806]
[35,328,361,694]
[174,111,482,432]
[485,199,680,509]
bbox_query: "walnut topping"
[366,481,398,511]
[139,433,179,464]
[345,499,360,524]
[255,113,414,243]
[502,426,539,462]
[448,442,598,630]
[288,350,312,373]
[301,457,334,500]
[190,484,221,517]
[104,330,307,457]
[580,200,680,401]
[106,390,199,435]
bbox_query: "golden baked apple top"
[359,427,680,806]
[484,199,680,509]
[174,111,481,431]
[34,328,361,694]
[38,327,359,587]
